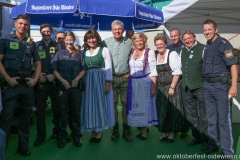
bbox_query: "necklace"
[134,50,143,60]
[158,52,166,64]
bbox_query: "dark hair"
[170,28,180,34]
[181,30,196,39]
[40,23,52,32]
[126,28,134,32]
[83,29,102,49]
[202,20,217,28]
[16,14,30,22]
[55,31,65,38]
[154,33,167,45]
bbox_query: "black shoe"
[166,138,174,143]
[187,138,201,146]
[180,132,188,138]
[94,133,103,143]
[140,136,147,140]
[204,146,218,154]
[111,129,120,140]
[58,139,66,148]
[50,133,58,139]
[122,130,133,142]
[17,148,31,156]
[89,136,96,142]
[73,138,83,147]
[159,136,168,141]
[34,139,45,146]
[136,132,142,138]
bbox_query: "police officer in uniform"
[34,24,61,146]
[202,20,238,160]
[0,14,41,156]
[52,31,85,148]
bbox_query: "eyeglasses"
[155,43,165,47]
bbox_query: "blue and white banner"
[11,0,164,30]
[26,0,78,13]
[135,2,163,23]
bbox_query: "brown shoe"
[111,129,120,140]
[122,130,133,142]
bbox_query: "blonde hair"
[131,32,148,49]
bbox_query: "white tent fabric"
[162,0,240,33]
[1,6,14,36]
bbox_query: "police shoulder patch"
[224,49,233,58]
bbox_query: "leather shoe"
[58,139,66,148]
[159,136,168,141]
[122,130,133,142]
[166,138,174,143]
[17,148,31,156]
[140,136,147,140]
[111,129,120,140]
[34,139,45,146]
[94,133,103,143]
[187,138,201,146]
[89,136,96,142]
[73,138,82,147]
[204,146,218,154]
[136,132,142,138]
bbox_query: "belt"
[203,76,221,83]
[113,72,130,77]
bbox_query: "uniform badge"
[39,46,42,50]
[50,47,55,54]
[10,42,19,49]
[224,49,233,58]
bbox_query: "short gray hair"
[111,20,124,30]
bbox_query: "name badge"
[38,51,46,59]
[189,54,193,59]
[10,42,19,49]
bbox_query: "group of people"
[0,14,237,160]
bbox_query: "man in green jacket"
[181,30,208,151]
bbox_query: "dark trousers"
[204,81,234,155]
[182,86,208,140]
[58,87,81,140]
[35,82,59,140]
[0,84,34,150]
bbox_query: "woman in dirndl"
[81,29,114,143]
[127,32,158,140]
[155,34,185,143]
